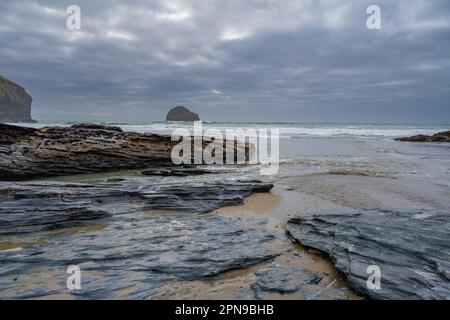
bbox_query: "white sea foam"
[6,121,450,186]
[13,122,448,139]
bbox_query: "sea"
[12,121,450,187]
[2,121,449,299]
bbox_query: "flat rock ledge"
[286,209,450,300]
[0,179,275,299]
[0,123,248,180]
[0,179,273,234]
[395,131,450,142]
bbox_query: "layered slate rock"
[0,179,274,235]
[252,267,324,299]
[0,123,249,180]
[166,106,200,121]
[0,179,276,299]
[286,209,450,300]
[0,75,33,123]
[0,123,176,180]
[395,131,450,142]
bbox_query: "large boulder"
[0,75,34,123]
[166,106,200,121]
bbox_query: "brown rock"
[0,123,249,180]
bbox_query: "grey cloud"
[0,0,449,123]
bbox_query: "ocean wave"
[13,122,449,139]
[120,123,449,139]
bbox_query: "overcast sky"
[1,0,449,123]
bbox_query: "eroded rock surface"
[0,123,248,180]
[0,123,176,180]
[252,267,323,299]
[0,179,273,234]
[286,209,450,300]
[0,179,276,299]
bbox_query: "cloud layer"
[1,0,449,122]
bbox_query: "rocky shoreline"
[0,178,279,299]
[0,177,361,300]
[286,209,450,300]
[1,123,450,300]
[395,131,450,142]
[0,123,248,180]
[0,123,288,299]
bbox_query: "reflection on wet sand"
[0,179,279,299]
[155,191,361,300]
[0,240,27,253]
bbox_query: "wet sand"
[155,168,450,300]
[1,153,448,299]
[155,180,361,300]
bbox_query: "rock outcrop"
[0,179,276,299]
[286,209,450,300]
[395,131,450,142]
[166,106,200,121]
[0,179,274,233]
[0,75,33,123]
[0,123,249,180]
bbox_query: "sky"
[0,0,449,123]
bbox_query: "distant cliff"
[0,75,33,123]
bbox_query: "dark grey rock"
[252,267,322,299]
[286,209,450,300]
[395,131,450,142]
[166,106,200,121]
[0,179,276,299]
[0,75,34,123]
[0,179,273,235]
[249,265,352,300]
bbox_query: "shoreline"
[156,186,361,300]
[1,123,449,299]
[2,168,449,299]
[177,170,450,300]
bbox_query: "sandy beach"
[153,163,450,299]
